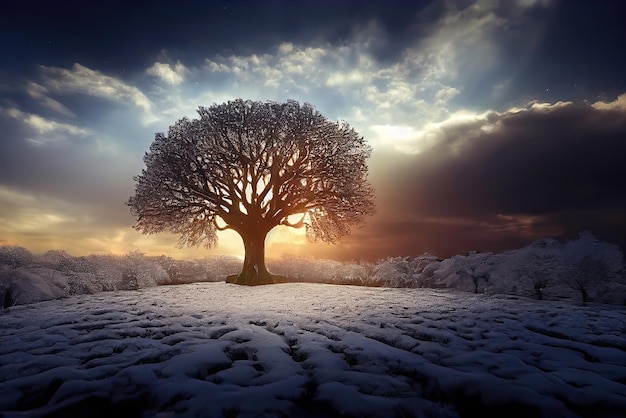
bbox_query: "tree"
[565,255,605,303]
[127,99,375,285]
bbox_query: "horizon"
[2,1,626,261]
[2,229,620,265]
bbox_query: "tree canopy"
[128,99,375,285]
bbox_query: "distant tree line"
[1,232,625,308]
[0,247,241,308]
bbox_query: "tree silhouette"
[128,99,375,285]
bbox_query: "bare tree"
[128,99,375,285]
[514,253,558,300]
[565,255,607,303]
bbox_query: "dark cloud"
[365,100,626,256]
[300,214,552,262]
[411,102,626,216]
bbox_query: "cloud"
[592,93,626,111]
[418,4,502,81]
[146,61,188,85]
[325,70,366,87]
[370,98,626,254]
[193,1,552,150]
[434,87,460,105]
[200,38,459,147]
[2,107,90,144]
[369,125,434,154]
[25,82,75,117]
[0,184,92,246]
[406,100,626,215]
[41,63,153,112]
[0,108,143,234]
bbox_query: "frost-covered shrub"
[206,256,242,281]
[470,232,625,304]
[82,255,122,291]
[558,232,625,303]
[3,267,69,306]
[63,252,171,291]
[0,246,34,269]
[268,257,371,285]
[312,259,346,283]
[371,257,413,287]
[509,252,559,300]
[368,257,412,287]
[338,262,371,285]
[169,259,208,283]
[38,251,101,295]
[38,250,92,273]
[122,251,158,289]
[1,247,38,308]
[268,256,314,282]
[162,256,240,284]
[430,256,479,292]
[368,254,442,288]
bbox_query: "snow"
[4,267,69,305]
[1,282,625,417]
[2,232,625,309]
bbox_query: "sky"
[1,0,626,261]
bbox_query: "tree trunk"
[230,230,274,286]
[580,286,592,303]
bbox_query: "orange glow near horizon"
[1,219,319,261]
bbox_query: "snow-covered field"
[1,282,625,417]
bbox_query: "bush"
[0,246,34,269]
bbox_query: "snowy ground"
[1,283,625,417]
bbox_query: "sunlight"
[266,222,308,259]
[369,124,421,152]
[237,172,275,212]
[369,124,442,154]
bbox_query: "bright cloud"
[190,0,541,136]
[41,63,153,112]
[200,38,461,141]
[146,61,188,85]
[435,87,461,104]
[150,5,537,154]
[369,125,432,154]
[2,108,90,144]
[592,93,626,111]
[326,70,366,87]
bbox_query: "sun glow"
[266,220,308,258]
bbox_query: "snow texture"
[1,282,625,417]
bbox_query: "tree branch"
[280,212,307,228]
